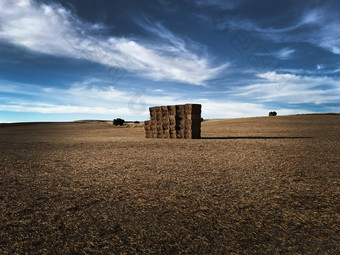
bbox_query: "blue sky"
[0,0,339,122]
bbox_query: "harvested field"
[0,115,339,254]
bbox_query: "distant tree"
[113,118,125,126]
[201,117,204,122]
[134,121,140,124]
[269,111,277,116]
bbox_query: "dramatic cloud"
[0,0,338,122]
[0,0,226,85]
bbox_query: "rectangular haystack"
[144,104,201,139]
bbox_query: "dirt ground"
[0,115,339,254]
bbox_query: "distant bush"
[134,121,140,124]
[113,118,125,126]
[201,117,204,122]
[269,111,277,116]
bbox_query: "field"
[0,115,339,254]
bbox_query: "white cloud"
[274,67,340,75]
[0,0,226,85]
[0,78,308,119]
[252,47,296,60]
[316,64,323,70]
[234,72,340,104]
[0,103,133,115]
[274,48,295,60]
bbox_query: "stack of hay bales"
[144,104,201,139]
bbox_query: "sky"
[0,0,339,122]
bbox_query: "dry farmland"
[0,114,339,254]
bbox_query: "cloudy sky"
[0,0,339,122]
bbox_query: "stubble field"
[0,115,339,254]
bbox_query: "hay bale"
[149,107,159,119]
[161,106,169,117]
[176,120,185,130]
[167,105,176,115]
[150,120,157,126]
[163,130,170,138]
[156,112,163,120]
[169,116,176,125]
[176,105,185,115]
[170,130,177,139]
[144,121,151,131]
[145,130,151,138]
[176,130,184,139]
[150,112,156,120]
[185,114,201,120]
[185,104,201,115]
[162,116,170,123]
[162,122,170,130]
[149,106,158,112]
[176,115,185,122]
[184,131,192,139]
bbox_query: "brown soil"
[0,115,339,254]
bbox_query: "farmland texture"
[0,115,339,254]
